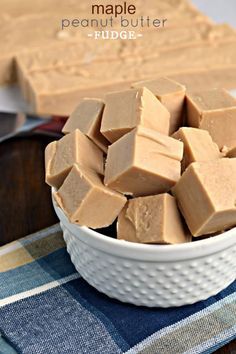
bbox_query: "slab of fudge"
[16,23,234,87]
[45,129,104,189]
[128,23,236,60]
[16,39,125,100]
[170,67,236,91]
[0,14,86,85]
[132,77,186,134]
[54,164,126,228]
[172,158,236,236]
[101,88,170,143]
[104,126,183,197]
[186,88,236,149]
[117,194,191,244]
[20,40,236,115]
[62,98,108,153]
[172,127,221,170]
[0,0,215,84]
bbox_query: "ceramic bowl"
[52,192,236,307]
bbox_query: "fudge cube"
[227,146,236,158]
[132,77,186,134]
[173,158,236,236]
[100,87,170,143]
[54,164,126,228]
[117,194,191,244]
[104,126,183,197]
[45,129,104,189]
[45,141,57,187]
[186,88,236,149]
[62,98,109,153]
[225,141,236,158]
[172,127,221,170]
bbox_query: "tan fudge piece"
[172,159,236,236]
[16,23,234,76]
[101,88,170,143]
[172,127,221,169]
[54,164,126,228]
[170,67,236,91]
[104,126,183,197]
[117,194,191,244]
[132,77,186,134]
[45,129,104,189]
[186,89,236,149]
[21,39,236,115]
[45,141,58,187]
[0,14,86,85]
[226,144,236,158]
[62,98,108,153]
[0,0,214,85]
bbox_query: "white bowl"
[52,193,236,307]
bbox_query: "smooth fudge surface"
[62,98,108,153]
[20,38,236,116]
[45,129,104,189]
[186,88,236,149]
[100,87,170,143]
[226,144,236,158]
[132,77,186,134]
[117,194,191,244]
[54,164,126,228]
[173,158,236,236]
[172,127,221,169]
[45,140,58,187]
[104,126,183,197]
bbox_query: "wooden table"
[0,134,235,353]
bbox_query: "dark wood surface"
[0,133,235,353]
[0,134,58,244]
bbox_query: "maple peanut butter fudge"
[132,77,186,134]
[104,126,183,196]
[45,129,104,189]
[101,87,170,143]
[20,39,236,116]
[172,127,221,170]
[54,164,126,228]
[117,194,191,244]
[62,98,109,153]
[186,88,236,149]
[172,159,236,236]
[226,144,236,158]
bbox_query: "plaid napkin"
[0,225,235,354]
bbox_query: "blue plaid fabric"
[0,224,235,354]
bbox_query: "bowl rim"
[52,188,236,261]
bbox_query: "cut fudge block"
[45,129,104,189]
[132,77,186,134]
[104,126,183,197]
[101,87,170,143]
[186,89,236,149]
[172,127,221,169]
[117,194,191,244]
[226,144,236,158]
[172,158,236,236]
[45,140,57,187]
[62,98,108,153]
[54,164,126,228]
[169,68,236,92]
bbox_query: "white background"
[192,0,236,27]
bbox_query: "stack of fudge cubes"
[45,77,236,244]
